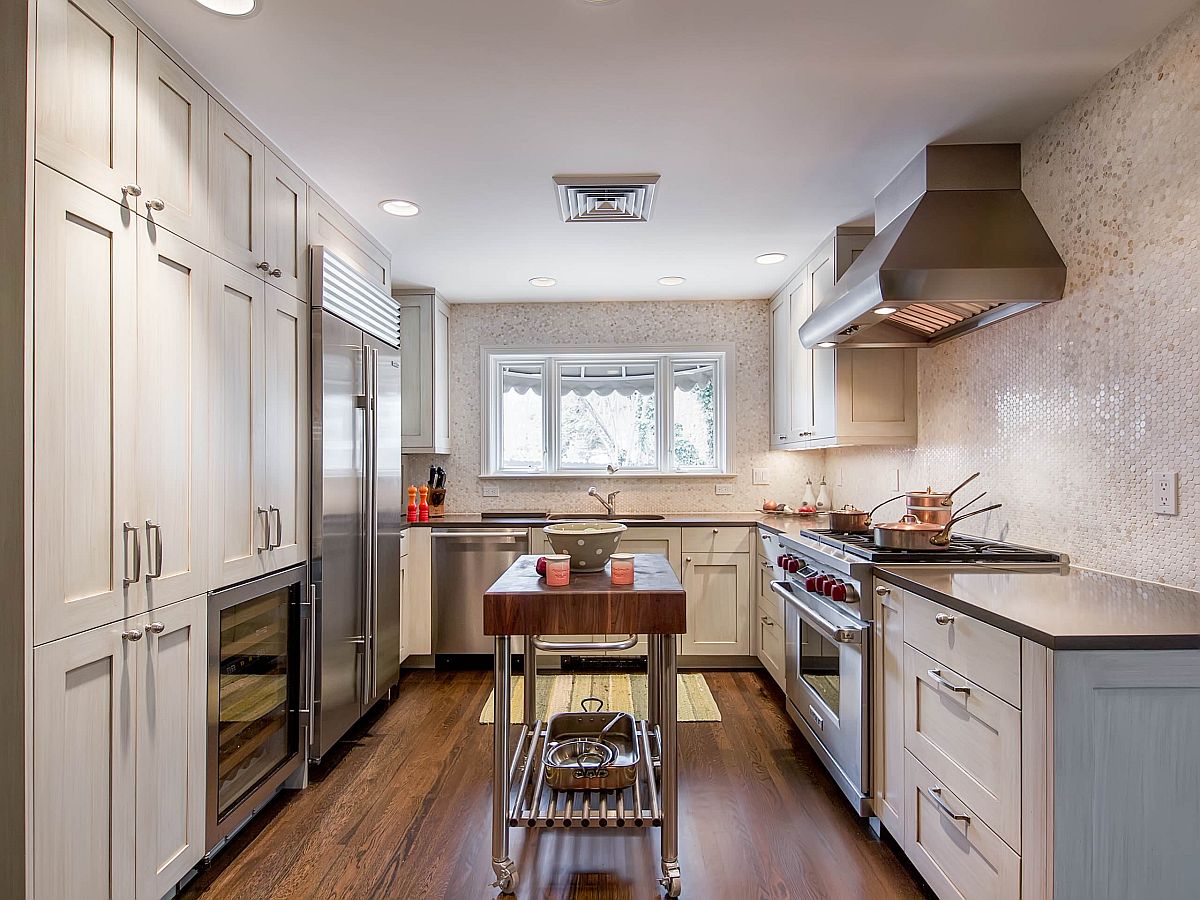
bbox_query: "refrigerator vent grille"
[313,247,400,346]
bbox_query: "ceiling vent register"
[554,174,660,223]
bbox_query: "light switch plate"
[1154,472,1179,515]
[752,468,769,485]
[715,483,735,496]
[482,484,500,498]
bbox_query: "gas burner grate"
[799,529,1062,564]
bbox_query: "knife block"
[428,487,446,517]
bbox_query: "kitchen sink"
[547,513,665,521]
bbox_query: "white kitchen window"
[483,347,732,476]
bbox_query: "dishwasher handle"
[431,530,529,539]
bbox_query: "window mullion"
[660,355,671,474]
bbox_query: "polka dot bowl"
[542,521,628,572]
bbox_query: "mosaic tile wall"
[404,299,828,514]
[827,5,1200,590]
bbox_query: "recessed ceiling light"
[378,199,420,217]
[756,253,788,265]
[658,276,686,286]
[874,306,898,315]
[191,0,259,16]
[529,276,557,287]
[816,341,838,348]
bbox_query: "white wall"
[405,299,828,513]
[827,5,1200,590]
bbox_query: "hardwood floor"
[184,669,930,900]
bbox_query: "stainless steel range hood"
[798,144,1066,349]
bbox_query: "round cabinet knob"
[121,629,143,642]
[257,261,271,272]
[146,622,165,634]
[270,267,282,278]
[145,198,165,212]
[685,556,692,563]
[875,586,891,596]
[122,184,142,197]
[934,613,956,626]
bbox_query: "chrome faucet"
[587,485,621,516]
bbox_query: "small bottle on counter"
[802,478,817,508]
[816,476,830,511]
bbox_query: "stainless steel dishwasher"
[433,528,529,657]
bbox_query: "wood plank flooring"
[183,669,931,900]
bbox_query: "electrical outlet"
[482,484,500,498]
[715,483,735,496]
[1154,472,1179,515]
[752,468,769,485]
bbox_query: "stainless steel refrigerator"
[309,247,404,762]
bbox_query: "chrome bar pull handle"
[146,622,165,634]
[269,505,283,550]
[928,786,970,823]
[145,520,163,579]
[257,507,271,552]
[927,668,971,695]
[122,522,141,586]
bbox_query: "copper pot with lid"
[827,496,903,533]
[905,472,981,524]
[873,500,1002,551]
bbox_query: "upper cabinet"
[396,291,451,454]
[35,0,138,204]
[208,99,266,276]
[265,152,309,301]
[769,228,917,450]
[135,34,208,246]
[308,190,391,290]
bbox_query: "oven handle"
[771,581,864,645]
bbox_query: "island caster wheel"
[491,862,519,895]
[660,875,682,897]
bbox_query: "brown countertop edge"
[401,512,826,531]
[875,565,1200,652]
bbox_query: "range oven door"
[772,579,869,812]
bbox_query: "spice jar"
[609,553,635,585]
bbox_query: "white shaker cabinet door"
[35,0,138,203]
[33,621,138,900]
[209,257,268,587]
[769,293,792,448]
[263,285,309,571]
[135,33,209,246]
[33,166,141,644]
[264,151,309,301]
[208,98,266,276]
[681,552,750,656]
[136,595,207,899]
[137,225,211,608]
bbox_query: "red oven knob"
[786,557,801,574]
[829,581,847,602]
[822,578,838,597]
[805,575,820,592]
[777,554,787,567]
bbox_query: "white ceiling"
[129,0,1194,303]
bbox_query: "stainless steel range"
[770,528,1065,815]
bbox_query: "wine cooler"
[206,565,309,852]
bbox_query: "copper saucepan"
[826,495,904,533]
[905,472,981,524]
[873,502,1003,551]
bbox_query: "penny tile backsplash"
[405,300,827,515]
[828,5,1200,590]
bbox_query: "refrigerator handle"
[363,345,378,703]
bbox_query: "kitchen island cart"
[484,554,687,897]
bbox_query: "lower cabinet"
[872,579,905,840]
[681,551,750,656]
[34,594,207,900]
[755,602,785,686]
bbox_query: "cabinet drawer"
[902,589,1021,707]
[904,752,1020,900]
[756,601,784,688]
[683,526,751,554]
[399,529,410,558]
[756,556,784,622]
[904,645,1021,851]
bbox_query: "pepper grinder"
[407,485,418,523]
[418,485,430,522]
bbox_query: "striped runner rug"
[479,672,720,724]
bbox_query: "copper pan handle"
[867,495,905,521]
[931,503,1003,545]
[941,472,981,506]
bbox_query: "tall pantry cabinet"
[18,0,391,896]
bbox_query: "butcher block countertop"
[483,554,686,637]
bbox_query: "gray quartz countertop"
[875,565,1200,651]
